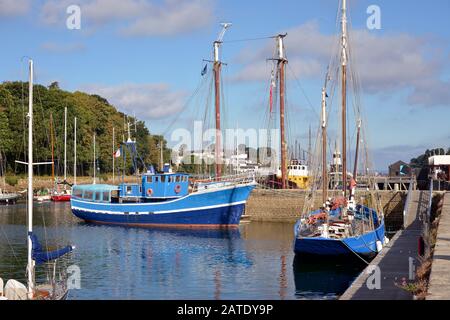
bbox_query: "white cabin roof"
[428,155,450,166]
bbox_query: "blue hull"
[71,184,255,228]
[294,220,385,259]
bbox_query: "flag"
[201,64,207,76]
[113,148,121,158]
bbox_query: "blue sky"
[0,0,449,171]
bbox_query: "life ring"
[174,184,181,194]
[146,188,153,196]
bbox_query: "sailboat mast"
[112,127,115,183]
[64,106,67,185]
[277,34,287,189]
[213,41,222,179]
[321,87,328,204]
[353,119,361,180]
[50,114,54,184]
[341,0,348,197]
[93,133,96,184]
[74,117,77,185]
[27,59,34,296]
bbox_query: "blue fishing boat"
[70,23,257,229]
[293,0,386,260]
[71,167,256,228]
[294,203,386,259]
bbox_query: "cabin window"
[161,176,166,183]
[146,176,153,183]
[111,190,119,198]
[126,186,133,194]
[103,191,110,202]
[176,176,180,182]
[84,191,93,200]
[73,189,83,198]
[94,192,102,201]
[139,186,142,194]
[155,177,159,182]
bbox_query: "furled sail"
[30,233,73,265]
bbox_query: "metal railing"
[402,179,415,229]
[192,172,256,191]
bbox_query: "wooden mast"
[211,23,231,179]
[321,87,328,204]
[277,34,287,189]
[341,0,348,197]
[353,119,361,180]
[213,43,222,179]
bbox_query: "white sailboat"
[1,60,74,300]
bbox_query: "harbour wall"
[246,188,406,230]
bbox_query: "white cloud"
[81,83,188,119]
[233,21,450,108]
[0,0,30,16]
[40,0,213,36]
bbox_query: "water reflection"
[293,255,365,299]
[1,202,365,299]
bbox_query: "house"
[388,160,411,177]
[428,155,450,181]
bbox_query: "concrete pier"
[340,190,426,300]
[246,188,406,229]
[427,192,450,300]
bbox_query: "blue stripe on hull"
[294,221,385,259]
[73,203,246,227]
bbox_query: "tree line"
[0,81,169,178]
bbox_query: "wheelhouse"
[141,172,189,198]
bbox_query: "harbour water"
[0,202,365,300]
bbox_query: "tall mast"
[212,23,231,179]
[64,106,67,186]
[341,0,348,197]
[93,133,96,184]
[213,42,222,179]
[112,127,115,183]
[276,34,287,189]
[160,139,163,171]
[50,113,54,185]
[308,125,311,166]
[353,119,361,181]
[27,60,34,296]
[321,87,328,204]
[74,117,77,185]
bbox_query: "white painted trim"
[72,200,247,215]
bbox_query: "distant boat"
[50,108,71,202]
[0,190,19,205]
[293,0,386,260]
[2,60,74,300]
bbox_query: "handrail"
[426,179,433,223]
[192,172,256,188]
[402,179,414,229]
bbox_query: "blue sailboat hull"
[294,220,385,259]
[71,184,255,228]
